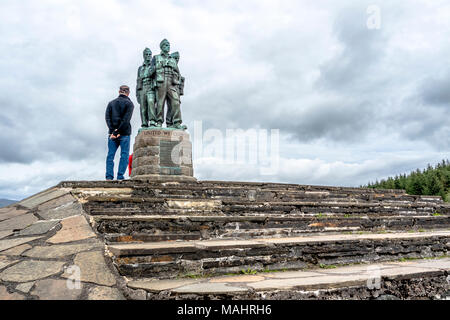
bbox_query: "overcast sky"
[0,0,449,200]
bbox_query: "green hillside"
[366,160,450,202]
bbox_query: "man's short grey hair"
[119,85,130,94]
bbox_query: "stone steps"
[125,257,450,299]
[94,215,450,242]
[64,180,444,204]
[65,180,450,299]
[84,198,449,217]
[106,230,450,279]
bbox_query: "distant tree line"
[366,160,450,201]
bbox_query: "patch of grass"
[344,214,351,218]
[241,268,258,275]
[316,213,326,219]
[432,212,442,217]
[261,268,288,273]
[398,256,423,262]
[418,229,426,233]
[319,264,337,269]
[424,254,449,260]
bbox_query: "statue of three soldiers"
[136,39,186,130]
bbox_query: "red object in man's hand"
[128,154,133,176]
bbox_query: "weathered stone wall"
[110,233,450,278]
[145,274,450,300]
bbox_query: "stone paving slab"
[0,285,25,300]
[312,263,397,276]
[0,236,42,252]
[0,214,39,232]
[61,251,116,286]
[15,282,35,293]
[19,188,70,209]
[1,244,32,256]
[108,242,198,256]
[128,279,199,292]
[19,220,59,236]
[386,259,450,271]
[0,231,13,240]
[0,260,66,282]
[39,201,84,220]
[0,208,28,222]
[248,274,369,291]
[24,241,102,258]
[47,215,96,244]
[209,275,266,283]
[71,187,133,198]
[173,282,249,294]
[37,193,77,212]
[376,265,444,280]
[0,256,19,270]
[31,279,83,300]
[195,240,268,250]
[262,271,326,279]
[87,286,125,300]
[167,200,222,210]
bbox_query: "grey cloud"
[0,0,449,200]
[421,72,450,107]
[279,101,376,143]
[316,3,389,93]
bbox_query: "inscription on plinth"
[131,128,195,182]
[160,140,179,168]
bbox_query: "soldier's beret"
[160,39,170,48]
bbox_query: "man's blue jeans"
[106,135,130,180]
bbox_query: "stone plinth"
[131,128,196,182]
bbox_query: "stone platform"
[127,257,450,299]
[0,180,449,300]
[130,128,195,182]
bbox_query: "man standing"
[153,39,186,129]
[136,48,156,127]
[105,85,134,180]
